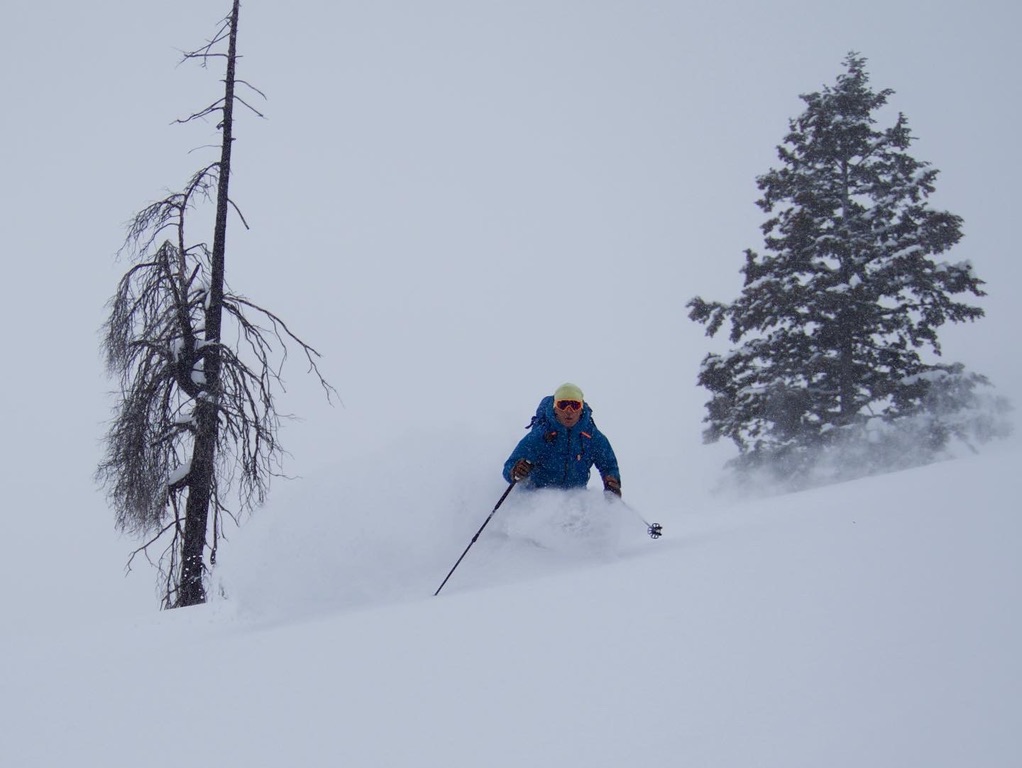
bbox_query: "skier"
[503,383,622,497]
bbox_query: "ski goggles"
[555,400,583,412]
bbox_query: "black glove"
[511,459,533,482]
[603,476,622,497]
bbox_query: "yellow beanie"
[554,382,584,403]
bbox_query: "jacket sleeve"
[591,431,620,485]
[503,430,544,483]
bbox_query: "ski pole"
[434,481,517,596]
[614,496,663,539]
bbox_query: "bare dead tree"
[98,0,334,609]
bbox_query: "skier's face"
[554,400,583,428]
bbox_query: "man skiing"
[503,383,622,497]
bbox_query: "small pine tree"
[688,53,1008,488]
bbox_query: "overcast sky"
[2,1,1018,618]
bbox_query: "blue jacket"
[503,396,620,490]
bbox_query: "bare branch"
[173,99,226,126]
[229,295,339,403]
[236,79,267,101]
[233,94,266,120]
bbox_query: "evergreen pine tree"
[688,53,1006,487]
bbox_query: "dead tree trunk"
[177,0,239,607]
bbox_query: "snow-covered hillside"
[2,2,1020,766]
[3,449,1019,768]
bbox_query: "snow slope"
[1,3,1019,765]
[3,449,1019,768]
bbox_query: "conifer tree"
[688,53,1007,486]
